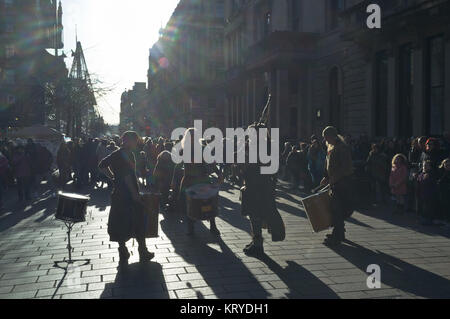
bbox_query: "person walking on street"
[12,145,32,203]
[99,131,155,265]
[320,126,355,247]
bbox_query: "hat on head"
[322,126,338,138]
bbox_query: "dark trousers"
[330,177,355,236]
[249,216,263,244]
[331,192,345,235]
[290,169,300,188]
[118,238,146,248]
[17,176,31,201]
[371,179,388,204]
[300,170,313,193]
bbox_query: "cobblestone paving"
[1,181,450,299]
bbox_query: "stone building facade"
[0,0,65,129]
[147,0,225,137]
[223,0,450,141]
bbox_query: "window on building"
[254,14,258,42]
[289,72,299,95]
[4,0,14,8]
[291,0,302,32]
[326,0,345,31]
[237,32,241,65]
[228,98,232,128]
[426,35,445,135]
[264,12,271,37]
[289,107,298,139]
[231,0,241,16]
[5,45,15,58]
[375,51,388,137]
[4,69,15,84]
[234,33,238,66]
[215,2,224,18]
[399,43,414,137]
[329,67,342,131]
[5,22,14,33]
[7,94,15,105]
[240,30,244,65]
[234,97,239,127]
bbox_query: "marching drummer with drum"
[98,131,155,264]
[239,123,285,257]
[174,128,224,236]
[320,126,356,247]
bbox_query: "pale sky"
[62,0,180,124]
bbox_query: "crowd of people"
[0,125,449,265]
[280,131,450,225]
[0,138,53,209]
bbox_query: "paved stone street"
[1,181,450,299]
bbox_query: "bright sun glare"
[63,0,180,125]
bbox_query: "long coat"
[99,148,145,242]
[241,163,285,242]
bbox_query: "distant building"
[147,0,225,136]
[119,82,148,136]
[224,0,450,140]
[0,0,65,129]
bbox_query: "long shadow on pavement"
[0,195,55,232]
[218,194,251,234]
[356,206,450,239]
[278,180,448,237]
[100,261,168,299]
[255,255,340,299]
[276,189,374,229]
[160,216,270,299]
[331,240,450,298]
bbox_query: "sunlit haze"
[63,0,180,125]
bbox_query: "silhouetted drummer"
[240,123,285,257]
[98,131,154,264]
[174,128,223,236]
[320,126,355,246]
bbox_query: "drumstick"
[313,184,330,194]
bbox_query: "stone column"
[246,79,250,126]
[412,41,424,136]
[242,95,246,127]
[253,77,257,120]
[444,32,450,132]
[365,54,374,137]
[276,69,281,130]
[386,45,397,138]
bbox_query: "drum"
[55,192,90,223]
[186,184,219,221]
[140,192,161,238]
[301,189,333,233]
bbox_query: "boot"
[324,227,345,246]
[187,220,195,236]
[243,237,264,256]
[138,247,155,263]
[209,220,220,236]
